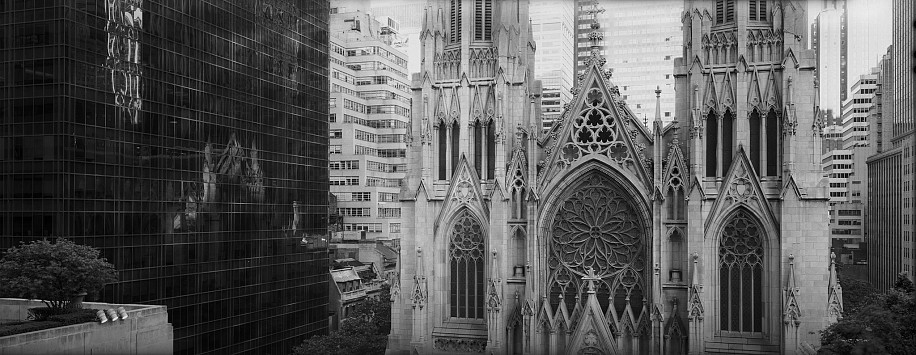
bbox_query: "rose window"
[548,172,647,320]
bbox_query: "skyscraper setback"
[0,1,330,354]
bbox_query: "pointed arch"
[543,168,650,340]
[717,208,765,333]
[447,208,486,319]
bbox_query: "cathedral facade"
[388,1,839,354]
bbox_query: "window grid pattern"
[449,210,485,319]
[718,210,764,333]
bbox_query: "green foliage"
[0,238,118,310]
[293,285,391,355]
[0,309,100,337]
[819,277,916,355]
[839,276,876,314]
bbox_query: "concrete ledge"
[0,298,172,355]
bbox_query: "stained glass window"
[718,209,764,333]
[449,209,485,319]
[548,172,647,319]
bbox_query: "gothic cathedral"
[388,1,840,354]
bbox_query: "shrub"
[0,238,118,311]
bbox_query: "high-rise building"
[328,6,410,242]
[840,72,878,149]
[845,0,892,99]
[531,2,575,131]
[369,0,426,75]
[812,5,844,114]
[389,0,835,354]
[0,2,330,354]
[600,0,682,124]
[867,0,916,289]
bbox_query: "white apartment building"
[329,8,410,241]
[841,72,878,149]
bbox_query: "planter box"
[0,298,172,355]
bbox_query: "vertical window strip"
[726,0,735,23]
[750,0,758,20]
[450,0,462,43]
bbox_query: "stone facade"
[388,1,836,354]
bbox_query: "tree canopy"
[0,238,118,310]
[819,273,916,355]
[293,285,391,355]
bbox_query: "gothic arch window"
[765,108,780,176]
[666,165,685,220]
[438,123,447,180]
[473,121,483,176]
[718,209,764,333]
[449,0,462,44]
[706,110,718,177]
[451,121,460,175]
[548,172,647,323]
[474,0,493,41]
[449,209,485,319]
[749,109,762,174]
[486,119,495,178]
[722,109,735,173]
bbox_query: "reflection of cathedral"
[173,134,265,232]
[389,1,838,354]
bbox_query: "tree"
[819,274,916,355]
[0,238,118,311]
[293,285,391,355]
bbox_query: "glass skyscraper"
[0,1,329,354]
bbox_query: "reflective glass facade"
[0,1,329,354]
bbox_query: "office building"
[867,0,916,290]
[811,4,845,114]
[0,1,330,354]
[599,0,682,123]
[369,0,426,75]
[329,7,409,242]
[531,1,575,131]
[840,73,878,149]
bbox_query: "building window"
[438,125,447,180]
[378,208,401,218]
[353,192,371,201]
[722,109,735,173]
[716,0,735,24]
[449,209,485,319]
[450,0,462,43]
[706,111,718,177]
[330,145,342,154]
[765,108,780,176]
[390,223,401,233]
[474,0,493,41]
[719,209,764,333]
[749,109,762,173]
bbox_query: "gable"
[704,145,779,233]
[538,61,652,189]
[434,154,488,232]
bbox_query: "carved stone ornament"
[433,337,487,353]
[547,172,647,331]
[451,168,478,205]
[723,163,759,206]
[556,87,641,178]
[783,254,802,326]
